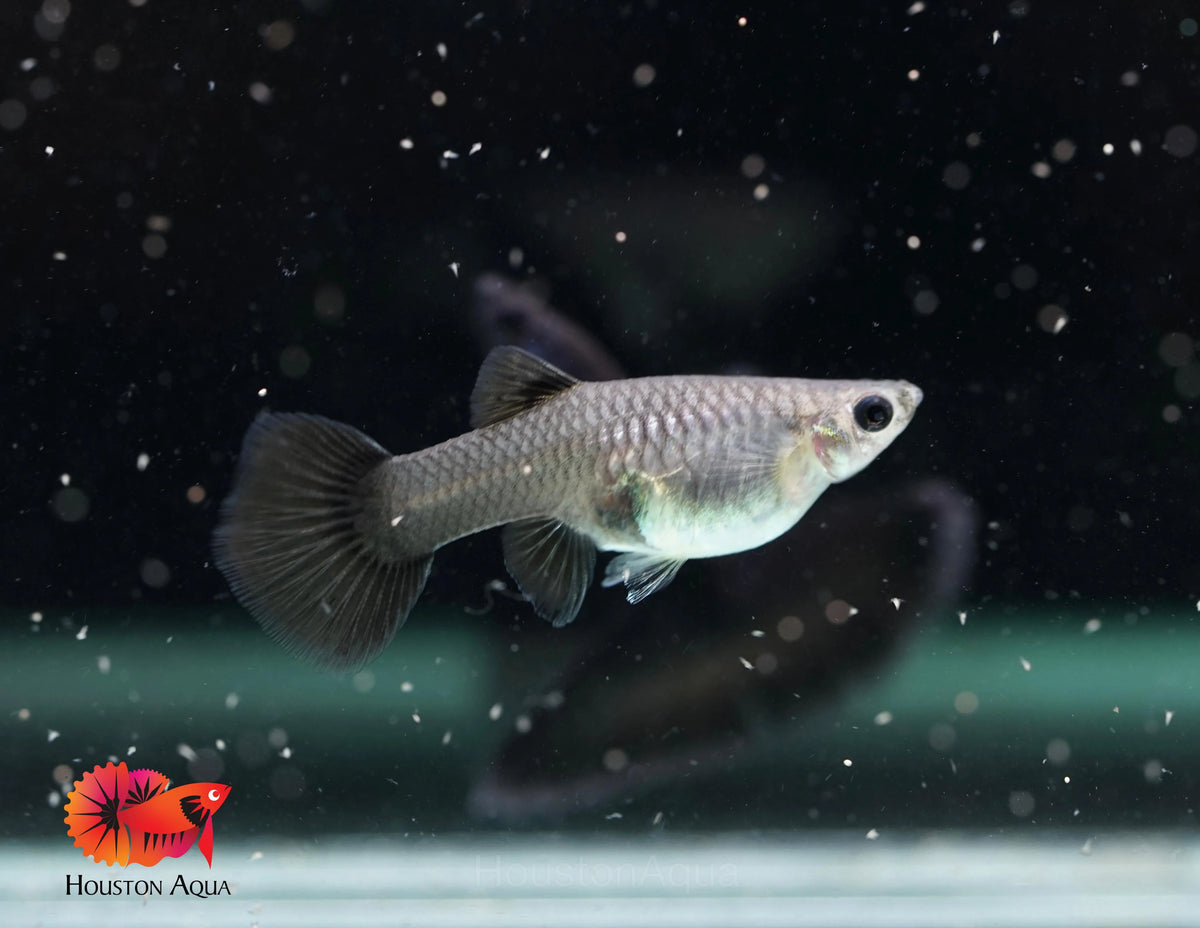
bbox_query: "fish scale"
[214,346,921,670]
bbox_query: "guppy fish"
[213,347,922,670]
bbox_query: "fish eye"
[853,395,893,432]
[208,789,222,802]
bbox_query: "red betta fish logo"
[63,762,231,867]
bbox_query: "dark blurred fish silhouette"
[472,273,625,381]
[470,477,976,821]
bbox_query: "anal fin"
[502,517,596,627]
[601,552,687,604]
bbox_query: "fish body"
[214,347,921,670]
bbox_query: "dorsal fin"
[469,346,580,428]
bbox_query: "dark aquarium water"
[3,1,1198,925]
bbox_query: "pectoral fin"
[502,518,597,627]
[601,553,687,604]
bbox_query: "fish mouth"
[897,382,924,418]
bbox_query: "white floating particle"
[52,251,67,261]
[468,142,482,155]
[907,1,925,13]
[390,513,404,526]
[842,758,853,767]
[752,183,769,201]
[399,137,414,150]
[488,702,503,721]
[47,729,60,742]
[257,387,267,397]
[1112,705,1120,714]
[1130,138,1142,155]
[225,692,239,709]
[45,145,55,156]
[738,656,753,670]
[1102,142,1114,155]
[60,473,71,486]
[136,453,150,471]
[890,598,903,610]
[48,791,61,808]
[430,90,447,106]
[442,730,452,745]
[1166,710,1175,726]
[411,712,420,724]
[907,69,920,81]
[906,234,921,250]
[750,629,765,638]
[215,738,226,750]
[75,625,88,641]
[20,58,36,71]
[605,812,623,820]
[632,63,657,88]
[449,262,460,278]
[614,230,627,243]
[1020,657,1032,671]
[992,30,1000,44]
[874,710,893,726]
[970,237,986,252]
[957,610,967,625]
[97,655,111,674]
[1080,838,1093,855]
[31,611,43,624]
[442,149,459,160]
[400,681,414,693]
[537,146,550,160]
[436,42,447,60]
[737,16,747,27]
[1084,618,1102,634]
[866,828,880,839]
[515,714,531,733]
[249,850,264,861]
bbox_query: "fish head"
[810,380,923,482]
[188,782,233,815]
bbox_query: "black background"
[4,0,1197,615]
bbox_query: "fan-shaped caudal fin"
[63,762,132,867]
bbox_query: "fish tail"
[213,412,433,671]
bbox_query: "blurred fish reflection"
[472,273,625,381]
[470,477,976,821]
